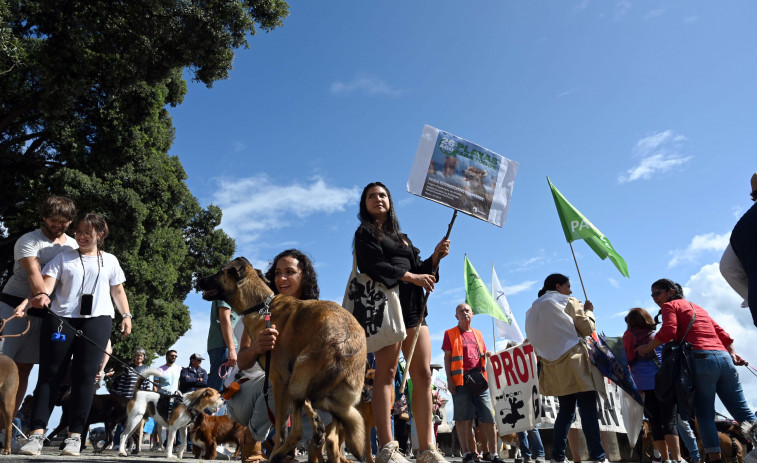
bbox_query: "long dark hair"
[651,278,684,301]
[358,182,404,243]
[625,307,657,330]
[537,273,569,297]
[264,249,320,300]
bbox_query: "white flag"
[491,266,524,342]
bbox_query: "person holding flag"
[524,274,607,463]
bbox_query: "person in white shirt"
[17,213,132,457]
[0,196,77,444]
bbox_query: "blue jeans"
[552,391,605,462]
[516,428,545,459]
[676,417,700,462]
[691,350,756,453]
[207,347,229,392]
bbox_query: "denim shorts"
[452,385,495,422]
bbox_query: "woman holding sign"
[524,274,607,463]
[354,182,450,463]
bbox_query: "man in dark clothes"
[723,171,757,326]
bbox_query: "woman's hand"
[30,292,50,309]
[13,301,29,318]
[406,272,436,291]
[254,325,279,354]
[584,300,594,311]
[434,238,451,261]
[731,353,748,366]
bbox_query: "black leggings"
[643,389,678,440]
[30,314,111,434]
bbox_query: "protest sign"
[407,125,518,227]
[486,342,540,434]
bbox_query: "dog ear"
[227,257,249,281]
[256,268,270,286]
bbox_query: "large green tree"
[0,0,288,365]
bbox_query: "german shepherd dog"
[198,257,367,463]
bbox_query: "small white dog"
[118,369,223,459]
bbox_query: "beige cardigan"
[535,297,605,397]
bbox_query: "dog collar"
[241,294,274,317]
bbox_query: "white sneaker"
[19,433,46,456]
[61,435,81,456]
[377,441,410,463]
[418,445,448,463]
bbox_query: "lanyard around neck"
[78,249,102,296]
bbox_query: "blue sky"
[156,0,757,414]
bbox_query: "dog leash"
[28,306,167,392]
[255,295,277,425]
[0,313,31,339]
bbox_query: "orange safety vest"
[445,326,487,387]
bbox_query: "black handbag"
[463,334,488,394]
[463,366,488,395]
[654,303,696,420]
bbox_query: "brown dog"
[198,257,367,463]
[359,368,378,463]
[190,414,246,459]
[0,354,19,455]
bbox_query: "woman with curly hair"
[225,249,321,463]
[263,249,319,300]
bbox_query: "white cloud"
[614,1,631,21]
[557,89,576,98]
[668,232,730,267]
[608,277,620,288]
[210,175,360,249]
[682,263,757,411]
[644,8,665,20]
[330,73,402,97]
[232,141,247,153]
[683,15,699,24]
[501,280,538,296]
[618,130,692,183]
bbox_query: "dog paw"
[742,421,757,446]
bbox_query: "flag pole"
[491,262,497,350]
[400,209,458,394]
[569,241,588,301]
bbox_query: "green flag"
[464,255,508,321]
[548,177,630,277]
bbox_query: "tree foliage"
[0,0,288,365]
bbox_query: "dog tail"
[333,405,365,461]
[134,368,162,391]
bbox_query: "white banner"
[491,266,524,342]
[407,125,518,227]
[486,343,540,434]
[537,380,627,433]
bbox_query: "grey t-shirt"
[2,229,78,297]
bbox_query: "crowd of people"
[0,174,755,463]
